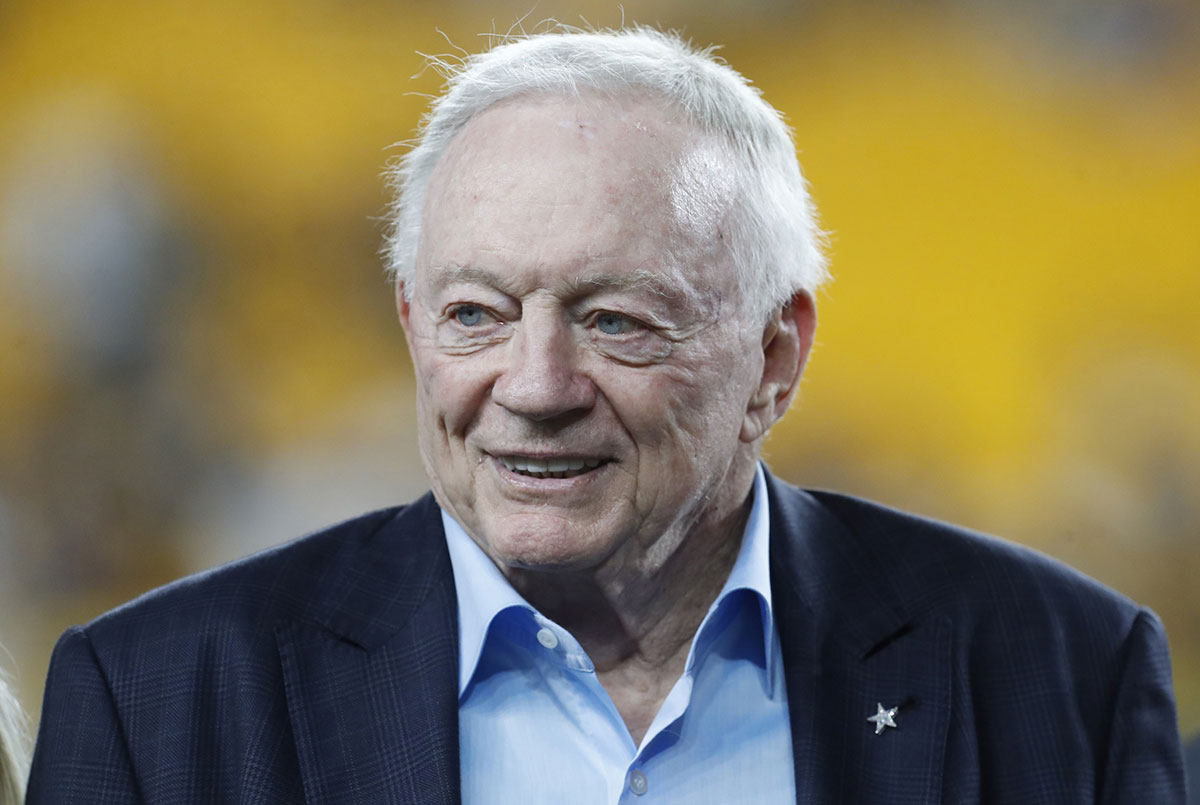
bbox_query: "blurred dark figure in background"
[26,25,1186,803]
[0,107,202,598]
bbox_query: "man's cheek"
[422,363,473,419]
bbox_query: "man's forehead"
[429,96,736,231]
[429,93,713,195]
[415,92,741,313]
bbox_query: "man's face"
[399,94,777,575]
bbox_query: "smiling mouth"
[497,456,607,479]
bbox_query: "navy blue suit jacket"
[28,474,1185,802]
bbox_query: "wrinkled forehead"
[433,91,700,180]
[420,92,739,265]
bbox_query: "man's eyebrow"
[429,264,505,288]
[570,270,714,318]
[432,265,683,300]
[566,270,683,301]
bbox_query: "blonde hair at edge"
[0,663,29,805]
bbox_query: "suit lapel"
[767,474,951,803]
[277,495,461,805]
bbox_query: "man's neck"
[503,461,757,743]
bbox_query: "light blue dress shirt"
[443,465,796,803]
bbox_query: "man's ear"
[740,291,817,443]
[395,281,412,335]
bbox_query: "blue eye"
[596,312,638,335]
[454,305,485,327]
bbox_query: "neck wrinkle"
[506,456,756,673]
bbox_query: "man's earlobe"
[740,291,817,443]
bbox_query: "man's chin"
[476,526,620,578]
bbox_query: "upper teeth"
[500,457,603,474]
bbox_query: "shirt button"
[628,769,648,796]
[535,628,559,649]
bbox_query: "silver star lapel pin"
[867,702,899,735]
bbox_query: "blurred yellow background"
[1,0,1197,748]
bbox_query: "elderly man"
[29,27,1183,804]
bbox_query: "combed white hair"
[383,25,828,321]
[0,665,28,805]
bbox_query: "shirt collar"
[698,462,778,694]
[442,507,531,696]
[443,463,777,698]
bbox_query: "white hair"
[383,25,828,322]
[0,665,28,805]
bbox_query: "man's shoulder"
[765,479,1181,798]
[34,495,456,801]
[771,480,1146,648]
[83,495,442,647]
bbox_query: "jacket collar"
[277,493,462,804]
[766,471,951,803]
[765,470,913,659]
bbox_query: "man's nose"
[491,315,595,421]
